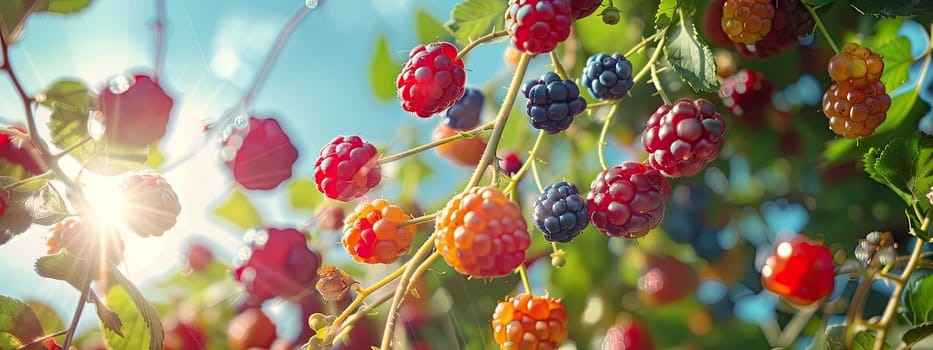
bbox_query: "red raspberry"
[718,69,773,125]
[721,0,775,45]
[163,319,207,350]
[586,162,671,238]
[98,74,174,147]
[505,0,573,54]
[434,186,531,277]
[227,308,277,350]
[342,199,416,264]
[602,320,655,350]
[222,117,299,190]
[827,43,884,87]
[491,293,568,349]
[433,123,487,166]
[642,99,727,178]
[733,0,814,58]
[186,242,214,272]
[500,151,523,176]
[397,42,467,118]
[47,217,125,265]
[761,235,834,306]
[571,0,602,19]
[120,173,181,237]
[822,80,890,138]
[0,126,49,176]
[313,135,382,202]
[638,254,698,305]
[234,227,322,304]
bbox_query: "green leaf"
[370,35,400,101]
[0,295,43,350]
[0,0,39,44]
[0,177,41,245]
[34,250,84,288]
[905,273,933,326]
[101,284,161,350]
[445,0,507,46]
[23,300,63,335]
[902,323,933,347]
[802,0,834,6]
[287,178,323,211]
[416,10,454,44]
[212,187,262,229]
[663,14,719,93]
[24,184,68,226]
[853,331,891,350]
[848,0,933,18]
[863,133,933,219]
[41,0,92,13]
[656,0,695,30]
[0,332,23,350]
[877,37,914,93]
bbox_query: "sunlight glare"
[84,180,129,231]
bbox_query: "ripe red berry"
[433,123,487,166]
[313,135,382,202]
[234,227,322,304]
[733,0,814,58]
[761,236,835,306]
[570,0,602,19]
[586,162,671,238]
[721,0,775,45]
[47,217,125,265]
[602,320,655,350]
[505,0,573,54]
[500,151,523,176]
[163,320,206,350]
[822,80,890,138]
[638,254,698,305]
[342,199,416,264]
[642,98,726,178]
[222,117,299,190]
[827,43,884,87]
[397,42,467,118]
[98,74,173,147]
[120,173,181,237]
[0,126,49,176]
[186,242,213,272]
[491,293,569,349]
[435,186,531,277]
[718,69,773,125]
[228,308,277,350]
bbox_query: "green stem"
[398,212,438,227]
[596,103,619,170]
[529,154,544,192]
[503,130,545,195]
[379,121,495,164]
[15,329,68,350]
[649,61,672,105]
[379,236,436,349]
[51,136,92,160]
[4,171,53,190]
[517,264,533,295]
[62,261,93,349]
[624,32,661,58]
[455,30,509,61]
[873,234,926,349]
[465,53,531,189]
[549,51,569,80]
[802,1,840,54]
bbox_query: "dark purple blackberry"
[582,53,634,100]
[533,181,589,242]
[521,72,587,134]
[444,88,484,130]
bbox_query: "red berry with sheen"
[397,42,467,118]
[342,199,416,264]
[98,74,174,147]
[570,0,602,19]
[313,135,382,202]
[223,116,299,190]
[491,293,569,349]
[761,236,834,306]
[602,320,655,350]
[505,0,573,54]
[642,98,727,178]
[586,162,671,238]
[234,227,321,304]
[434,186,531,277]
[500,151,523,176]
[120,173,181,237]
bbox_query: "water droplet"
[108,74,136,94]
[220,145,237,162]
[237,246,252,261]
[233,114,249,129]
[254,230,269,246]
[305,0,319,9]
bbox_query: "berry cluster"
[760,236,834,306]
[397,42,466,118]
[821,43,891,138]
[521,72,587,134]
[718,69,773,124]
[587,162,671,238]
[342,199,416,264]
[434,186,531,277]
[582,53,635,100]
[222,116,299,190]
[505,0,573,54]
[532,181,589,242]
[642,98,727,178]
[313,135,382,202]
[721,0,775,45]
[732,0,814,58]
[854,231,897,268]
[491,293,568,349]
[234,227,322,304]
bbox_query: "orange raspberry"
[342,199,416,264]
[491,293,569,350]
[434,186,531,277]
[827,43,884,87]
[822,80,890,138]
[47,217,124,265]
[721,0,775,45]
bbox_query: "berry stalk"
[152,0,166,81]
[872,220,928,349]
[378,120,495,165]
[502,130,545,195]
[517,264,533,295]
[379,236,437,350]
[397,212,438,227]
[549,51,569,80]
[801,1,839,54]
[454,30,509,61]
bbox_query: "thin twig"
[455,30,508,61]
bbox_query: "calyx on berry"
[98,74,174,147]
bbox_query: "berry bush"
[0,1,932,350]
